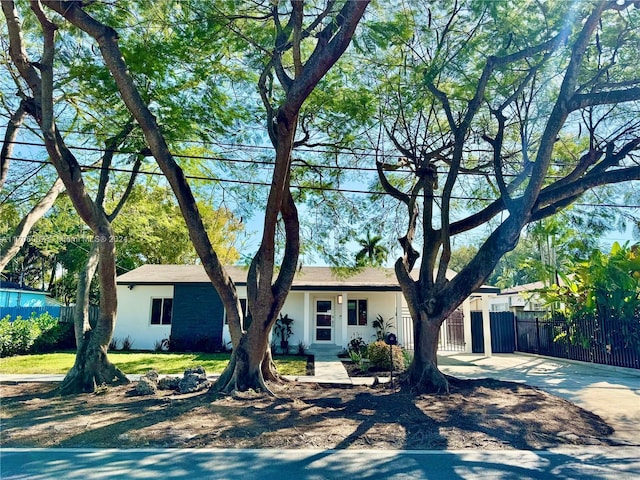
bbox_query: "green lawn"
[0,351,308,376]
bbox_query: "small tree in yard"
[368,1,640,392]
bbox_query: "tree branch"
[0,102,28,192]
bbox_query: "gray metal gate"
[471,311,516,353]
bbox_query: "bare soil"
[0,376,615,450]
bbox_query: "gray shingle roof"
[116,264,498,292]
[116,264,406,288]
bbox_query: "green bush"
[366,341,404,370]
[0,316,14,356]
[347,335,367,356]
[13,316,39,354]
[32,312,62,352]
[0,313,73,357]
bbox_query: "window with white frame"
[150,298,173,325]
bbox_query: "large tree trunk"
[213,327,274,394]
[1,1,129,394]
[72,241,100,346]
[408,312,449,393]
[59,227,128,394]
[261,344,287,383]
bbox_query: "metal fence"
[401,310,466,352]
[515,314,640,370]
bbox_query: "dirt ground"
[0,375,615,450]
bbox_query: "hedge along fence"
[1,305,99,326]
[0,312,75,357]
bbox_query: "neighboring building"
[488,281,547,313]
[114,264,499,352]
[0,281,57,308]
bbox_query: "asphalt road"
[2,447,640,480]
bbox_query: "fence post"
[463,298,473,353]
[482,300,492,357]
[535,317,541,354]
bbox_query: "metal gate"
[471,311,516,353]
[401,310,465,352]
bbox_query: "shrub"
[366,341,404,371]
[109,337,120,350]
[12,316,39,354]
[32,313,63,353]
[0,316,14,357]
[0,313,76,356]
[347,335,367,356]
[297,340,308,355]
[348,349,362,364]
[121,335,134,351]
[0,315,39,357]
[372,315,394,342]
[54,322,76,350]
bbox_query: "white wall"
[224,290,401,351]
[114,285,173,350]
[117,284,404,352]
[221,290,313,351]
[340,291,400,348]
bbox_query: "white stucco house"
[114,265,499,354]
[488,281,548,313]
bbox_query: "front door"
[315,299,333,342]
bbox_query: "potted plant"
[274,313,294,354]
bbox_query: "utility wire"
[7,139,574,179]
[5,155,640,209]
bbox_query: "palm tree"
[355,231,389,267]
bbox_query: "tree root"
[407,364,451,395]
[210,354,276,397]
[59,363,129,395]
[59,337,129,395]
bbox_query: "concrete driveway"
[437,353,640,445]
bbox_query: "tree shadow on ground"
[0,377,614,450]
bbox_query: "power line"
[5,155,640,209]
[7,138,572,179]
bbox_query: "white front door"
[315,299,333,342]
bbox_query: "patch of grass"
[0,352,76,374]
[0,352,308,375]
[273,355,309,375]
